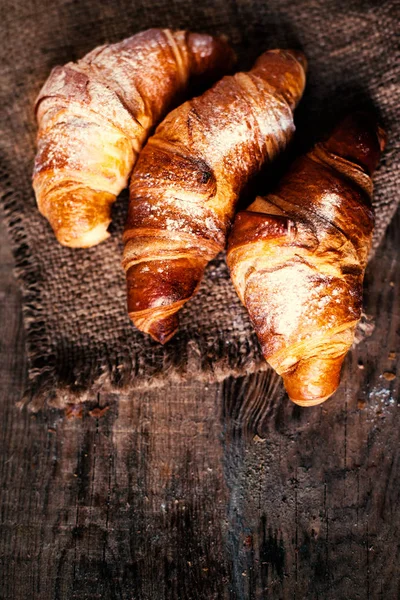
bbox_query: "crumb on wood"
[253,434,266,443]
[383,372,396,381]
[243,535,253,548]
[357,399,366,410]
[388,351,396,360]
[65,405,83,419]
[88,405,110,418]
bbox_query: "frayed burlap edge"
[0,158,379,413]
[0,175,268,411]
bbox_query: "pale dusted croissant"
[123,49,307,343]
[33,29,235,247]
[227,113,386,406]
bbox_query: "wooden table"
[1,208,399,600]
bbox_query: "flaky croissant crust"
[33,29,235,247]
[227,113,386,406]
[123,49,307,343]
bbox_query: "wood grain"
[0,207,399,599]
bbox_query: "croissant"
[123,49,307,343]
[33,29,235,247]
[227,113,386,406]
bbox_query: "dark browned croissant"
[123,49,307,343]
[227,113,386,406]
[33,29,235,247]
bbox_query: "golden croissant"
[33,29,235,247]
[123,48,307,343]
[227,113,386,406]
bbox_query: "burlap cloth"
[0,0,398,409]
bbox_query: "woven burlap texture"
[0,0,398,409]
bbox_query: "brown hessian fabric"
[0,0,398,409]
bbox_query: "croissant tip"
[377,124,387,152]
[149,329,177,345]
[56,221,111,248]
[286,49,307,72]
[349,112,387,152]
[288,393,333,407]
[133,313,179,345]
[281,354,344,408]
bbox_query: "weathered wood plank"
[0,208,399,599]
[222,206,400,599]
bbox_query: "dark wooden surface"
[0,206,399,600]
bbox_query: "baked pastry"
[33,29,235,247]
[123,48,307,343]
[227,113,386,406]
